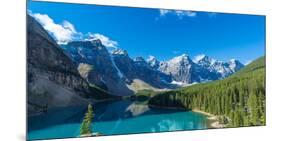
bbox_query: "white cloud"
[31,13,80,44]
[30,12,118,48]
[159,9,197,18]
[62,21,76,33]
[86,33,118,48]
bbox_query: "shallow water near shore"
[28,100,209,140]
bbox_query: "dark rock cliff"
[27,15,116,115]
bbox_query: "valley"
[27,11,265,140]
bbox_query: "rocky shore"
[192,109,225,128]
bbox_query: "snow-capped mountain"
[112,48,128,56]
[27,15,116,114]
[30,11,244,96]
[112,49,173,90]
[194,54,244,78]
[194,54,216,69]
[228,59,244,72]
[211,61,234,78]
[158,54,193,83]
[134,56,149,67]
[60,40,134,96]
[60,40,244,94]
[147,56,160,69]
[158,54,220,84]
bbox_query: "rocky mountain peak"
[168,54,192,65]
[134,57,148,67]
[147,56,160,69]
[194,54,216,64]
[229,59,241,64]
[147,55,157,62]
[60,38,134,96]
[228,59,244,72]
[112,48,128,56]
[27,15,117,115]
[194,54,206,61]
[90,39,103,46]
[66,40,105,51]
[134,56,146,62]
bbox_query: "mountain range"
[148,56,265,127]
[61,40,244,95]
[28,13,245,104]
[156,54,244,84]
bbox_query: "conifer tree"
[248,92,259,125]
[80,104,94,135]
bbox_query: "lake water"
[28,100,209,140]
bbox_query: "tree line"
[149,57,265,127]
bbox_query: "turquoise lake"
[28,100,209,140]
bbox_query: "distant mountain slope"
[27,15,116,115]
[194,55,244,78]
[149,56,265,127]
[61,41,134,96]
[58,42,245,94]
[158,54,220,84]
[112,49,173,90]
[231,56,265,76]
[150,54,244,85]
[31,15,245,94]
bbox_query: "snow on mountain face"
[228,59,244,72]
[110,54,124,78]
[60,39,243,91]
[147,56,160,69]
[112,48,128,56]
[158,54,213,83]
[153,54,244,85]
[112,49,174,89]
[159,54,192,81]
[194,55,244,78]
[134,56,151,68]
[194,54,216,68]
[60,40,134,96]
[211,61,233,77]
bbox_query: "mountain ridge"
[148,56,265,127]
[30,15,245,96]
[59,41,245,94]
[27,15,116,115]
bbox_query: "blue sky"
[28,1,265,64]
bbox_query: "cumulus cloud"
[31,13,81,44]
[29,12,118,48]
[86,33,118,48]
[159,9,197,18]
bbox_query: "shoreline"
[192,109,225,129]
[148,104,226,129]
[148,104,186,110]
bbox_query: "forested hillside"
[149,56,265,127]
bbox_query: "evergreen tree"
[148,56,265,127]
[248,92,259,125]
[80,104,94,135]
